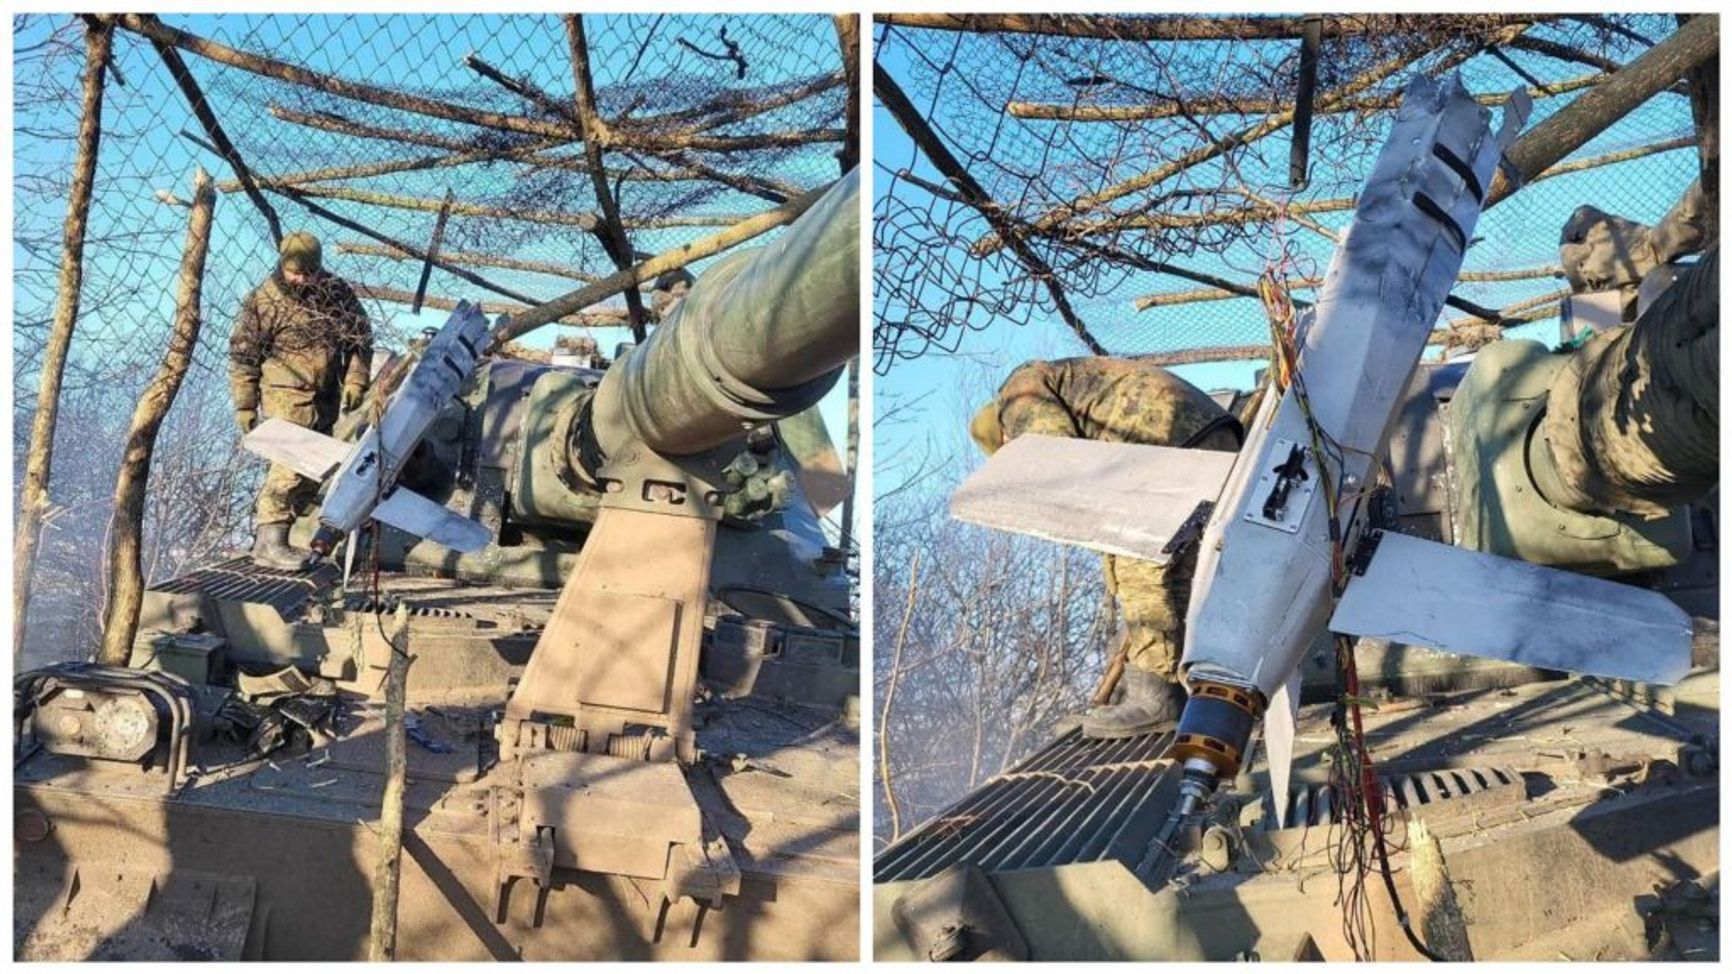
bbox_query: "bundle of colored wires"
[1255,271,1441,962]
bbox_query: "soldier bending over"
[970,357,1241,738]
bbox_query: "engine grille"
[875,730,1176,883]
[150,557,339,619]
[1273,765,1523,830]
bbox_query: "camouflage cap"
[279,231,323,274]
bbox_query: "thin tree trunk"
[145,25,281,243]
[838,358,859,553]
[1679,14,1718,241]
[97,168,217,665]
[15,16,112,668]
[353,283,633,328]
[880,552,921,843]
[1134,264,1563,310]
[835,15,860,172]
[876,13,1534,42]
[1007,71,1600,121]
[337,241,608,285]
[1078,135,1691,242]
[490,180,837,344]
[272,187,540,305]
[368,605,413,961]
[283,183,751,230]
[1409,818,1475,961]
[875,64,1106,354]
[1490,14,1720,205]
[976,26,1525,255]
[116,13,572,138]
[563,15,651,342]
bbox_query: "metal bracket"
[490,785,554,927]
[1161,499,1215,556]
[1349,528,1385,577]
[1244,438,1317,534]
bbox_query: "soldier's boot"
[1081,668,1185,739]
[251,523,309,572]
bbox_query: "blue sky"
[871,18,1699,496]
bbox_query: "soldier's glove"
[236,408,258,435]
[341,385,365,412]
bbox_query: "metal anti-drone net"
[872,13,1705,373]
[13,13,853,660]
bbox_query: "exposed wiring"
[1257,270,1443,962]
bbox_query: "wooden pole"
[272,188,541,305]
[875,13,1534,42]
[626,70,846,132]
[336,241,609,285]
[1679,14,1718,241]
[464,50,843,140]
[1408,818,1475,961]
[836,15,861,173]
[1074,136,1694,242]
[217,145,543,195]
[624,149,799,204]
[1134,265,1563,311]
[1006,72,1601,122]
[838,358,859,554]
[490,181,835,344]
[287,183,749,233]
[262,106,772,189]
[1072,237,1277,304]
[411,190,455,314]
[1506,34,1622,75]
[116,13,572,139]
[285,183,747,230]
[1489,15,1720,205]
[249,115,805,209]
[880,552,921,843]
[978,22,1535,255]
[268,104,570,160]
[354,283,634,328]
[875,63,1106,354]
[564,14,650,342]
[1091,633,1131,707]
[615,127,845,153]
[368,604,412,962]
[1289,16,1322,189]
[15,16,112,668]
[97,167,216,666]
[1138,344,1272,367]
[144,24,282,243]
[464,52,584,129]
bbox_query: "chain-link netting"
[873,14,1706,373]
[13,13,852,661]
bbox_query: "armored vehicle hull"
[875,355,1719,962]
[16,564,860,961]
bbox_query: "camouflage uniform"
[971,357,1240,681]
[229,236,372,529]
[1560,177,1710,307]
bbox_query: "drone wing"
[950,435,1235,564]
[242,418,351,482]
[1331,531,1692,686]
[373,487,492,554]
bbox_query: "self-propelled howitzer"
[14,170,865,961]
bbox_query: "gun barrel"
[591,168,860,458]
[1534,246,1718,518]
